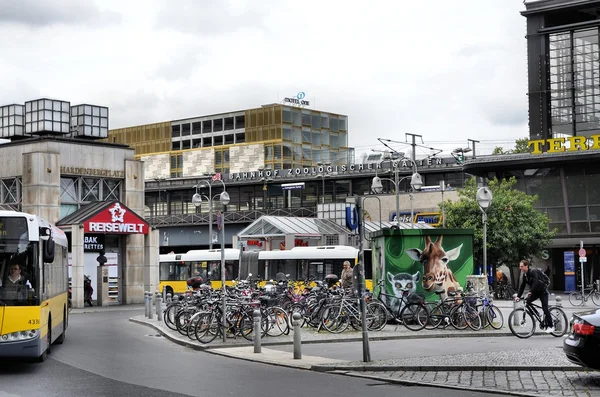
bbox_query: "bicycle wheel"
[163,304,181,331]
[194,312,220,344]
[321,304,348,333]
[449,304,468,330]
[508,308,536,338]
[592,292,600,306]
[485,305,504,330]
[263,307,289,337]
[569,291,584,306]
[548,306,568,337]
[400,303,428,331]
[366,301,388,331]
[289,303,307,328]
[464,305,482,331]
[425,302,443,329]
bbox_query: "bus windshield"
[0,239,39,306]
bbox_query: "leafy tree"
[442,177,556,283]
[492,146,508,155]
[491,137,530,155]
[513,137,529,153]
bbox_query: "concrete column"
[144,228,160,294]
[123,158,146,304]
[21,151,60,224]
[71,225,85,308]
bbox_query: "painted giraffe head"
[406,236,463,293]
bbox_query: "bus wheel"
[36,321,51,362]
[55,309,66,345]
[46,318,52,355]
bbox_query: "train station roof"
[237,216,350,239]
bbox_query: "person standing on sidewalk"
[517,259,554,333]
[341,261,353,293]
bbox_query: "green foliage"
[491,137,530,155]
[513,138,529,154]
[442,177,556,269]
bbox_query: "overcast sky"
[0,0,531,159]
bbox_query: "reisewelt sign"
[84,202,149,235]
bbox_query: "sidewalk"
[129,300,600,397]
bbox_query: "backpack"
[532,268,551,289]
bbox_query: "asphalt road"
[0,309,511,397]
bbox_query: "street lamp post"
[317,162,331,204]
[192,178,230,343]
[371,159,422,227]
[476,187,493,277]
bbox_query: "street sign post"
[580,243,586,305]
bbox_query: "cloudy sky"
[0,0,532,158]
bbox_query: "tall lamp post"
[317,161,331,204]
[192,174,227,249]
[192,180,230,343]
[371,160,422,227]
[476,187,493,277]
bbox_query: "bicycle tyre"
[508,308,536,338]
[464,304,482,331]
[449,304,468,330]
[366,301,388,331]
[194,312,220,344]
[400,302,428,331]
[548,306,568,337]
[485,305,504,330]
[569,291,584,306]
[425,302,443,329]
[163,304,181,331]
[321,304,348,333]
[592,292,600,307]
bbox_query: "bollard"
[166,293,172,303]
[513,297,520,327]
[292,312,302,360]
[144,291,150,318]
[253,310,261,354]
[148,292,154,320]
[162,286,166,302]
[156,292,162,320]
[555,295,562,308]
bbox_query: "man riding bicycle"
[516,259,554,333]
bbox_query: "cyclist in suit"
[517,259,553,333]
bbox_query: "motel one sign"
[229,158,444,181]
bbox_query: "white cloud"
[0,0,530,156]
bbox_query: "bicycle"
[569,281,600,306]
[508,297,568,338]
[373,279,429,331]
[476,293,504,330]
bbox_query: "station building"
[0,98,159,308]
[101,100,465,254]
[464,0,600,290]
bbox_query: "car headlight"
[0,330,39,342]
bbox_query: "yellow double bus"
[0,211,69,362]
[159,249,242,295]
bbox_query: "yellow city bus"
[0,211,69,362]
[159,249,242,295]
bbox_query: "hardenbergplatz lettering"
[60,166,124,177]
[88,222,146,233]
[528,136,600,154]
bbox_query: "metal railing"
[146,207,316,227]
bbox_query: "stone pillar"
[21,152,60,224]
[144,228,159,294]
[123,159,146,304]
[71,225,85,308]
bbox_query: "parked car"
[563,309,600,369]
